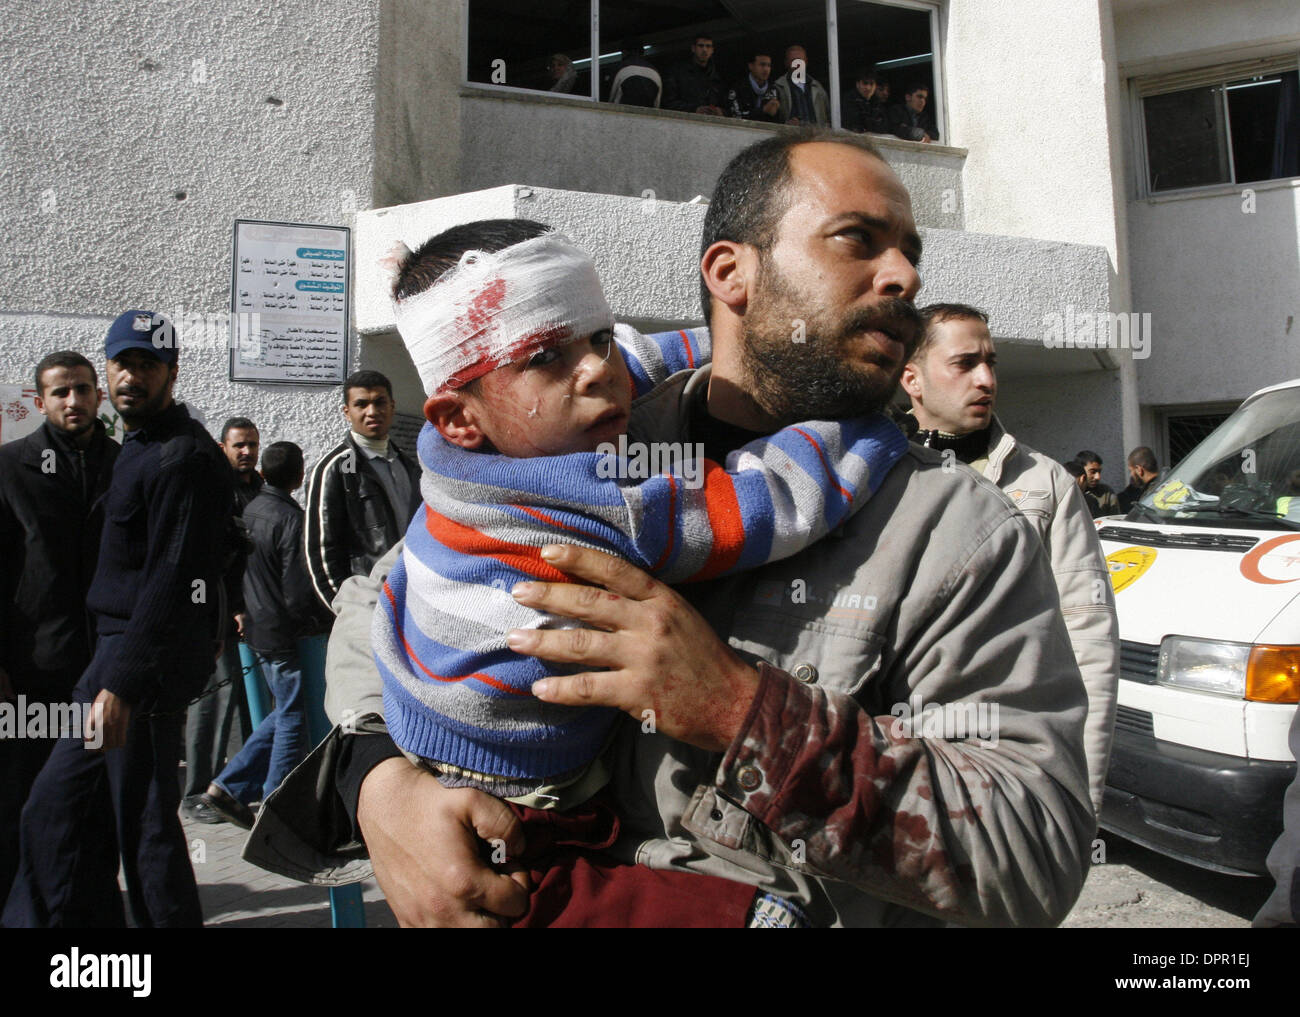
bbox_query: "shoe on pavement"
[199,787,256,830]
[181,794,228,825]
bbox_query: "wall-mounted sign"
[230,220,351,385]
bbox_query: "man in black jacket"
[662,34,727,116]
[304,370,420,612]
[4,311,232,928]
[0,350,119,902]
[200,442,331,828]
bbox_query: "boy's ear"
[424,391,488,449]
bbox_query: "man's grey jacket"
[980,415,1119,815]
[248,366,1095,927]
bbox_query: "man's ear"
[700,240,753,318]
[424,391,488,449]
[900,361,923,404]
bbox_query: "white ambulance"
[1098,379,1300,875]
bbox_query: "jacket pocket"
[728,606,886,700]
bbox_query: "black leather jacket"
[303,433,420,611]
[241,485,333,653]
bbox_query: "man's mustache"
[843,298,923,354]
[117,386,147,399]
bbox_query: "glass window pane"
[467,1,591,96]
[836,1,937,140]
[1143,86,1230,192]
[1227,70,1299,184]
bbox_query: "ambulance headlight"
[1157,637,1249,698]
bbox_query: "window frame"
[460,0,946,139]
[1130,56,1300,200]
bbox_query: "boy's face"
[457,329,631,457]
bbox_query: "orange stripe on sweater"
[678,329,696,369]
[381,580,528,696]
[512,503,592,539]
[423,505,571,583]
[688,461,745,581]
[792,427,853,502]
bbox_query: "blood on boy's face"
[459,330,632,457]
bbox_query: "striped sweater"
[373,326,908,797]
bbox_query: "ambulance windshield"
[1135,388,1300,529]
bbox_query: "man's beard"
[739,259,921,425]
[113,384,171,425]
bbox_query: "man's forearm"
[693,663,1092,927]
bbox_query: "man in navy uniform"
[4,311,232,928]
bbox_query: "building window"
[464,0,942,139]
[1140,63,1300,194]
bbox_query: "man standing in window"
[728,51,780,122]
[662,35,727,117]
[888,83,939,143]
[774,45,829,126]
[304,370,420,612]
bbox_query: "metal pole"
[297,632,367,928]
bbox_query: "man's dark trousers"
[183,642,251,798]
[3,633,204,928]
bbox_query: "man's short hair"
[1075,449,1102,467]
[1128,446,1158,473]
[261,441,304,490]
[748,50,771,65]
[904,82,928,97]
[1064,460,1086,480]
[699,130,885,322]
[343,370,394,403]
[34,351,97,395]
[694,34,713,45]
[221,416,257,442]
[855,66,881,85]
[911,303,989,363]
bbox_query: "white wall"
[1115,0,1300,412]
[0,0,383,472]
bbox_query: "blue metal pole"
[297,633,367,928]
[237,642,271,726]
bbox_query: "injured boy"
[371,219,907,926]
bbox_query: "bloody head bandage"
[391,233,615,394]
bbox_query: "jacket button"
[709,808,724,822]
[737,766,762,792]
[792,662,818,684]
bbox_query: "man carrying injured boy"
[373,219,908,925]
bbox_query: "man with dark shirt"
[728,52,780,122]
[662,35,727,116]
[888,82,940,143]
[0,350,119,902]
[1119,446,1161,512]
[842,67,890,133]
[4,310,232,928]
[181,416,262,821]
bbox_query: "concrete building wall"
[1127,186,1300,407]
[458,93,966,229]
[1,0,383,472]
[1114,0,1300,72]
[1114,0,1300,413]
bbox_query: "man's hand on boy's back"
[358,758,529,927]
[512,544,762,752]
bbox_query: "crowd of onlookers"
[1066,446,1163,518]
[541,34,940,143]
